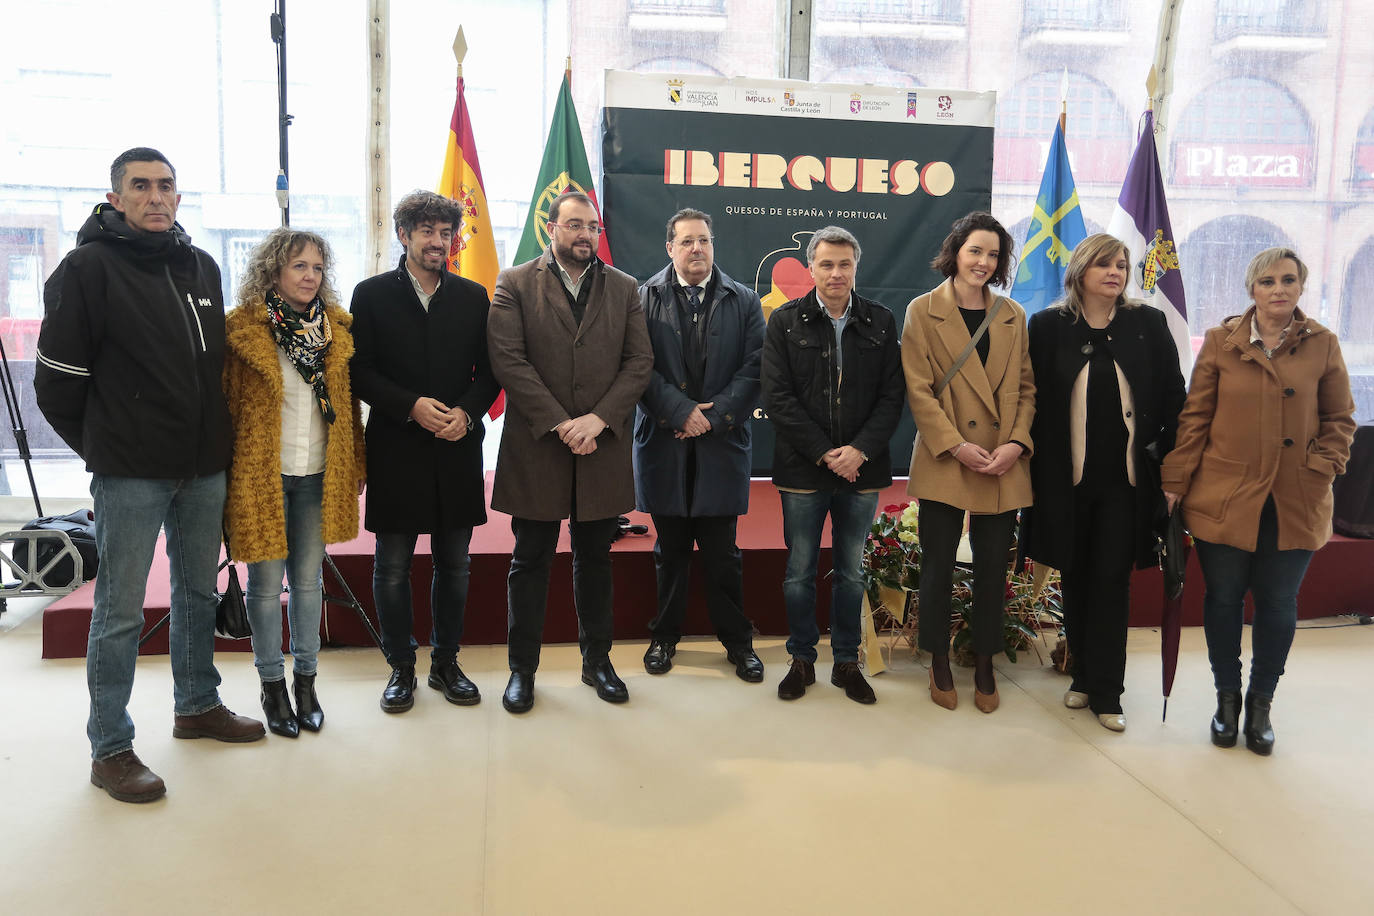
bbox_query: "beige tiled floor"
[0,602,1370,915]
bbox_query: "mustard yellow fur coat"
[222,301,365,564]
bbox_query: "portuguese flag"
[514,65,613,265]
[436,73,504,417]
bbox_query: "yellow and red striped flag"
[436,74,504,417]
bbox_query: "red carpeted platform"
[40,477,1374,658]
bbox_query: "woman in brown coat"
[903,212,1035,713]
[1162,247,1355,756]
[224,228,365,738]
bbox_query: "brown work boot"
[173,704,267,742]
[777,656,815,700]
[90,749,166,803]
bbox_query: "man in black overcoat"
[350,190,499,713]
[634,208,766,682]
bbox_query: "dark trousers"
[1060,484,1136,715]
[917,499,1017,657]
[373,528,473,668]
[1195,497,1313,700]
[647,514,752,650]
[506,515,619,672]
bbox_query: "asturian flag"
[436,73,504,418]
[1011,120,1087,315]
[1106,109,1192,375]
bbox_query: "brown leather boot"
[777,656,815,700]
[90,749,166,803]
[172,704,266,742]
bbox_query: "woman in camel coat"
[1162,246,1354,756]
[224,228,365,738]
[903,211,1035,714]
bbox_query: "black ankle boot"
[1243,692,1275,756]
[1210,689,1241,748]
[293,672,324,732]
[261,678,299,738]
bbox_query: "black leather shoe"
[503,670,535,714]
[726,647,764,683]
[643,640,676,675]
[380,665,416,714]
[293,672,324,732]
[428,660,480,706]
[582,659,629,703]
[1211,688,1241,748]
[260,678,299,738]
[831,662,877,705]
[1243,692,1275,756]
[777,656,815,700]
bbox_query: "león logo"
[850,93,862,114]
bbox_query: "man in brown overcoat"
[488,191,653,713]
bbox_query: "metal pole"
[271,0,292,226]
[786,1,812,81]
[367,0,391,277]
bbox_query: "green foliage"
[862,501,1064,666]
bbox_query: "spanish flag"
[436,74,504,417]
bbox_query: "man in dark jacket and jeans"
[761,226,904,704]
[635,208,766,682]
[36,147,265,804]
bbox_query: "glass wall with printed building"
[1,0,1368,503]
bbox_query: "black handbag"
[214,535,252,639]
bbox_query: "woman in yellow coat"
[903,212,1035,713]
[224,228,365,738]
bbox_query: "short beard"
[553,240,594,266]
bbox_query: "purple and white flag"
[1106,109,1193,376]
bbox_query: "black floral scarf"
[266,290,336,423]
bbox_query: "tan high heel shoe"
[929,668,957,710]
[973,685,1000,713]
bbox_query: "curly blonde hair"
[236,227,339,310]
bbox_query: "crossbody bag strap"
[933,296,1005,398]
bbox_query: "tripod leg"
[138,612,172,649]
[322,552,384,652]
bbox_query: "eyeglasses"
[673,237,713,250]
[550,221,602,236]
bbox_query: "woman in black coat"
[1025,233,1186,732]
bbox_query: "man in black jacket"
[635,208,765,682]
[349,190,499,714]
[36,147,265,805]
[760,226,904,704]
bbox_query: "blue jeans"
[245,474,325,682]
[779,489,879,664]
[373,528,473,668]
[87,472,226,760]
[1194,498,1313,700]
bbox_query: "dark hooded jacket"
[35,203,232,478]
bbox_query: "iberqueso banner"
[601,70,995,474]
